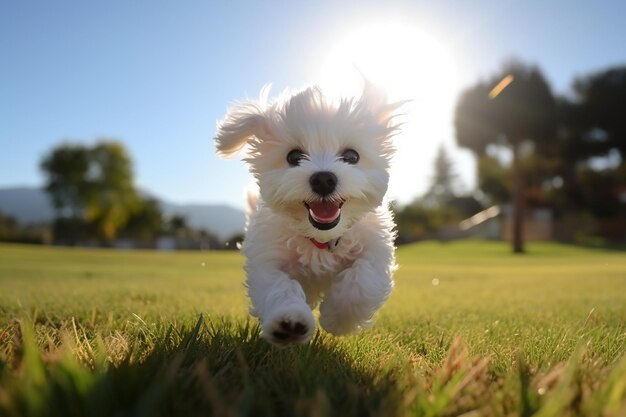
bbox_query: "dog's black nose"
[310,171,338,196]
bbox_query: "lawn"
[0,241,624,416]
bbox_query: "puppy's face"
[216,84,401,241]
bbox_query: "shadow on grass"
[1,316,402,417]
[4,315,626,416]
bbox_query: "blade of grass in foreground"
[1,316,625,417]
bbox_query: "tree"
[394,147,482,243]
[393,202,448,243]
[40,144,90,218]
[454,60,556,253]
[83,142,139,243]
[548,67,626,169]
[477,154,511,204]
[421,145,459,208]
[0,211,50,244]
[571,66,626,157]
[167,215,189,236]
[41,140,139,244]
[538,67,626,222]
[0,211,19,241]
[120,198,164,242]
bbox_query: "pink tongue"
[308,201,341,223]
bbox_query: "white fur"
[215,82,402,346]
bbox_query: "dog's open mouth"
[304,200,344,230]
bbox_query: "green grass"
[0,241,625,416]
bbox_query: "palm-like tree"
[455,61,556,253]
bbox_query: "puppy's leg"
[319,257,393,335]
[247,265,316,346]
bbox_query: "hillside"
[0,186,245,239]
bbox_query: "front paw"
[262,306,316,346]
[319,304,363,336]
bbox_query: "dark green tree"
[120,198,164,242]
[40,144,90,218]
[477,154,511,204]
[41,140,139,244]
[167,215,188,236]
[544,67,626,229]
[0,211,19,241]
[454,60,556,253]
[571,66,626,157]
[394,203,448,243]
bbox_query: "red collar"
[310,238,330,250]
[309,238,340,251]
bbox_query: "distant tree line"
[0,211,50,244]
[396,61,626,251]
[5,62,624,252]
[394,145,483,243]
[32,140,239,249]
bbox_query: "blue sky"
[1,0,625,210]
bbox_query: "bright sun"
[319,22,460,203]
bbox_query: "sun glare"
[320,22,460,204]
[321,23,457,104]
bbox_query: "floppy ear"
[214,101,267,158]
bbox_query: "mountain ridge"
[0,186,246,239]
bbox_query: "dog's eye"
[341,149,360,165]
[286,149,305,166]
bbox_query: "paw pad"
[270,319,309,344]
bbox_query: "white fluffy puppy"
[215,82,402,346]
